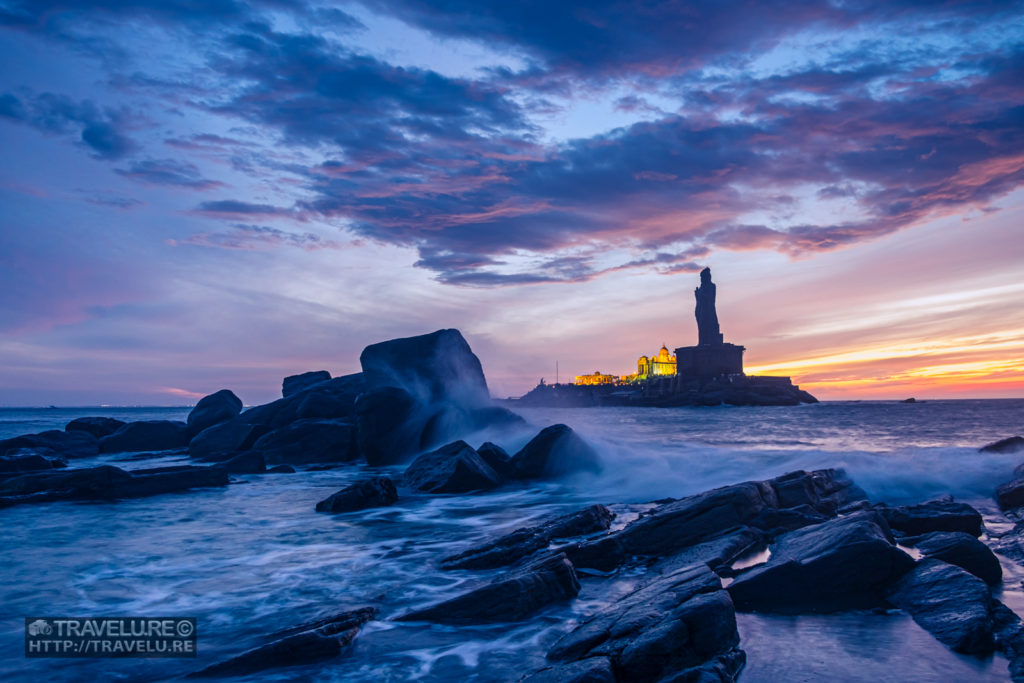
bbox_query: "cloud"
[115,158,224,189]
[0,90,134,159]
[170,223,343,251]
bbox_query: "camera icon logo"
[28,619,52,636]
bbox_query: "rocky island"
[514,268,817,408]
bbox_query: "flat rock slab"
[190,607,374,678]
[100,421,189,454]
[907,531,1002,585]
[727,511,915,613]
[886,559,996,655]
[403,440,502,493]
[396,553,580,624]
[521,657,616,683]
[0,429,99,459]
[546,563,742,683]
[879,499,984,537]
[559,469,864,572]
[981,436,1024,454]
[442,504,615,570]
[65,417,125,439]
[316,477,398,513]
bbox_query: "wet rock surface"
[403,440,502,493]
[546,563,742,683]
[981,436,1024,454]
[397,553,581,624]
[0,429,99,459]
[316,477,398,513]
[904,531,1002,585]
[512,424,602,479]
[727,511,915,613]
[885,559,996,654]
[878,498,984,537]
[190,607,375,677]
[442,504,615,570]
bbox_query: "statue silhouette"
[695,267,724,345]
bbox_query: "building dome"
[658,345,671,362]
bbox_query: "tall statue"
[695,267,724,345]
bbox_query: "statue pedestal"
[674,343,745,378]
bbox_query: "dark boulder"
[906,531,1002,585]
[727,511,915,613]
[186,390,243,436]
[315,477,398,513]
[267,464,295,474]
[477,441,516,480]
[355,387,418,466]
[0,430,99,459]
[886,559,996,655]
[251,419,359,464]
[0,464,228,506]
[0,452,64,477]
[562,469,864,572]
[188,419,268,461]
[283,370,331,397]
[442,504,615,570]
[547,563,742,683]
[65,416,125,439]
[652,527,766,578]
[981,436,1024,454]
[396,553,580,624]
[357,329,522,463]
[360,328,490,406]
[240,373,365,430]
[512,424,602,479]
[221,451,266,475]
[997,479,1024,511]
[99,421,189,453]
[403,440,502,493]
[521,658,616,683]
[879,499,984,537]
[189,607,374,678]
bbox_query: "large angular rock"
[187,389,243,436]
[997,479,1024,511]
[512,424,602,479]
[189,607,374,678]
[403,440,502,493]
[240,373,365,430]
[99,421,190,453]
[188,419,268,461]
[65,417,125,439]
[221,451,266,475]
[283,370,331,397]
[315,477,398,513]
[0,430,99,459]
[396,553,580,624]
[251,419,358,464]
[561,469,865,572]
[879,499,984,537]
[442,504,615,570]
[357,329,521,463]
[907,531,1002,585]
[727,511,915,613]
[0,464,228,506]
[981,436,1024,454]
[547,563,742,683]
[355,387,418,466]
[886,559,996,654]
[477,441,516,480]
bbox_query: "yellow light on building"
[574,371,617,386]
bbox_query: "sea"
[2,399,1023,682]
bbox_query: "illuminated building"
[636,345,677,380]
[574,371,617,386]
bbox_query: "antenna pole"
[556,360,559,385]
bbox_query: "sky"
[1,0,1023,405]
